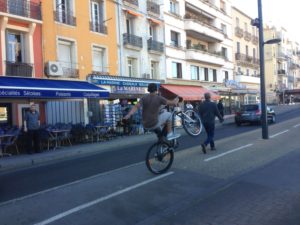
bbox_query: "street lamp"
[251,0,281,140]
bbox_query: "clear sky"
[232,0,300,43]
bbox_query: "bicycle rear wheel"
[182,109,202,137]
[146,142,174,174]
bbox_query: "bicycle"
[145,107,202,174]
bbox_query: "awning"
[0,76,109,98]
[148,17,161,25]
[123,9,142,17]
[160,84,220,101]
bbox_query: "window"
[246,45,249,56]
[58,38,77,76]
[221,24,227,35]
[236,17,239,27]
[220,0,226,13]
[172,62,182,78]
[151,61,158,79]
[253,48,256,59]
[190,65,199,80]
[149,24,157,40]
[8,0,27,17]
[246,69,249,76]
[126,18,133,34]
[90,0,105,33]
[224,71,229,81]
[244,22,247,32]
[55,0,75,25]
[204,68,209,81]
[127,57,137,77]
[221,47,227,59]
[237,42,240,53]
[92,46,106,72]
[213,69,217,82]
[6,31,24,63]
[169,0,178,15]
[170,31,180,47]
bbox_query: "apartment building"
[232,7,260,104]
[162,0,234,107]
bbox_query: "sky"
[232,0,300,43]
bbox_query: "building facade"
[162,0,233,112]
[232,7,260,104]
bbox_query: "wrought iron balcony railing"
[235,53,260,66]
[147,1,160,15]
[0,0,41,20]
[252,35,259,45]
[278,69,286,75]
[89,21,107,34]
[235,27,244,38]
[123,0,138,7]
[123,33,143,48]
[5,61,33,77]
[54,10,76,26]
[244,31,252,42]
[147,39,164,53]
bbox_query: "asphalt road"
[0,106,299,204]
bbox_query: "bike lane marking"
[33,171,174,225]
[204,144,253,162]
[269,130,289,139]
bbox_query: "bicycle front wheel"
[182,109,202,137]
[146,142,174,174]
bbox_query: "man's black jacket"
[199,100,223,124]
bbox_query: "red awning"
[160,84,220,101]
[123,9,142,17]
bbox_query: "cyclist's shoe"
[166,132,180,140]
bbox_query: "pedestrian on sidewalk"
[198,93,224,154]
[24,103,41,154]
[217,99,225,118]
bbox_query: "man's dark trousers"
[203,122,215,148]
[27,129,40,153]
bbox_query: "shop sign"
[91,78,159,87]
[225,80,246,89]
[112,86,147,94]
[0,89,106,98]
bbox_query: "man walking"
[217,99,225,118]
[199,93,223,154]
[24,103,41,154]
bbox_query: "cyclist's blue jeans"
[203,122,215,148]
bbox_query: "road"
[0,105,300,225]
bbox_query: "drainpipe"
[116,0,123,76]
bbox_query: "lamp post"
[252,0,281,140]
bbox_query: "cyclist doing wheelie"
[123,83,180,140]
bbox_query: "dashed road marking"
[293,124,300,128]
[270,130,289,138]
[204,144,253,162]
[33,172,174,225]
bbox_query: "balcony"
[235,74,260,84]
[147,39,164,54]
[147,1,160,15]
[89,21,107,34]
[184,18,225,42]
[54,10,76,26]
[252,35,259,45]
[244,31,252,42]
[123,33,143,50]
[277,69,286,75]
[235,53,259,68]
[5,61,33,77]
[235,27,243,38]
[59,62,79,78]
[0,0,41,20]
[123,0,138,7]
[186,46,225,66]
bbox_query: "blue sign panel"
[91,78,160,88]
[0,89,109,98]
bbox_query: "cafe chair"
[1,130,20,155]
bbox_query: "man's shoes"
[201,144,207,154]
[166,132,181,140]
[211,147,216,151]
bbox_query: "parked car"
[235,104,276,126]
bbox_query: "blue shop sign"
[90,77,160,88]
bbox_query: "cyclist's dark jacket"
[198,100,222,124]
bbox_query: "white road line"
[204,144,253,162]
[33,172,174,225]
[270,130,289,138]
[293,124,300,128]
[0,161,144,207]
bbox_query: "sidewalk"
[0,115,235,173]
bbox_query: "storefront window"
[0,107,8,124]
